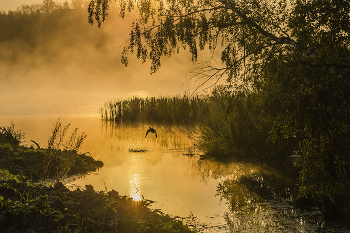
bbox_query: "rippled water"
[0,116,349,232]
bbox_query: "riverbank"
[0,124,194,232]
[0,170,193,232]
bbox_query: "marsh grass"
[0,121,101,183]
[101,95,210,125]
[42,119,88,182]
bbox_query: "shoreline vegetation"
[88,0,350,224]
[102,92,350,220]
[1,0,350,228]
[0,121,194,232]
[100,95,210,125]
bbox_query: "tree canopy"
[88,0,350,217]
[88,0,349,79]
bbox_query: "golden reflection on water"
[127,153,143,201]
[0,116,338,232]
[96,121,195,167]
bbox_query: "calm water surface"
[1,113,349,232]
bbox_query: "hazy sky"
[0,0,221,116]
[0,0,67,11]
[0,4,195,116]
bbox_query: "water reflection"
[196,159,350,232]
[127,153,143,201]
[87,121,350,232]
[64,119,229,231]
[1,116,349,232]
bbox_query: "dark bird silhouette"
[145,127,157,138]
[30,140,40,149]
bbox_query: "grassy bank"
[0,121,103,182]
[0,122,194,232]
[0,171,193,232]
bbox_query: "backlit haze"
[0,1,202,117]
[1,1,78,12]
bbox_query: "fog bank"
[0,9,195,116]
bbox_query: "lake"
[1,103,349,232]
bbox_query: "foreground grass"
[0,123,194,232]
[0,146,104,182]
[0,171,193,233]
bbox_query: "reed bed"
[100,95,210,125]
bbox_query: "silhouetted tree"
[71,0,89,10]
[19,5,32,15]
[63,1,70,9]
[41,0,56,13]
[88,0,350,217]
[30,4,42,14]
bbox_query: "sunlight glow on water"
[128,154,144,201]
[1,116,349,232]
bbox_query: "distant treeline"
[0,0,115,72]
[0,0,89,15]
[101,96,211,125]
[0,6,93,43]
[0,0,116,52]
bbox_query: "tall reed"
[42,119,87,182]
[100,95,210,125]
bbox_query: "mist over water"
[2,5,350,232]
[0,8,195,117]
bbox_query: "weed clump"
[0,120,103,182]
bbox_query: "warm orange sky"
[0,0,220,111]
[0,0,67,11]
